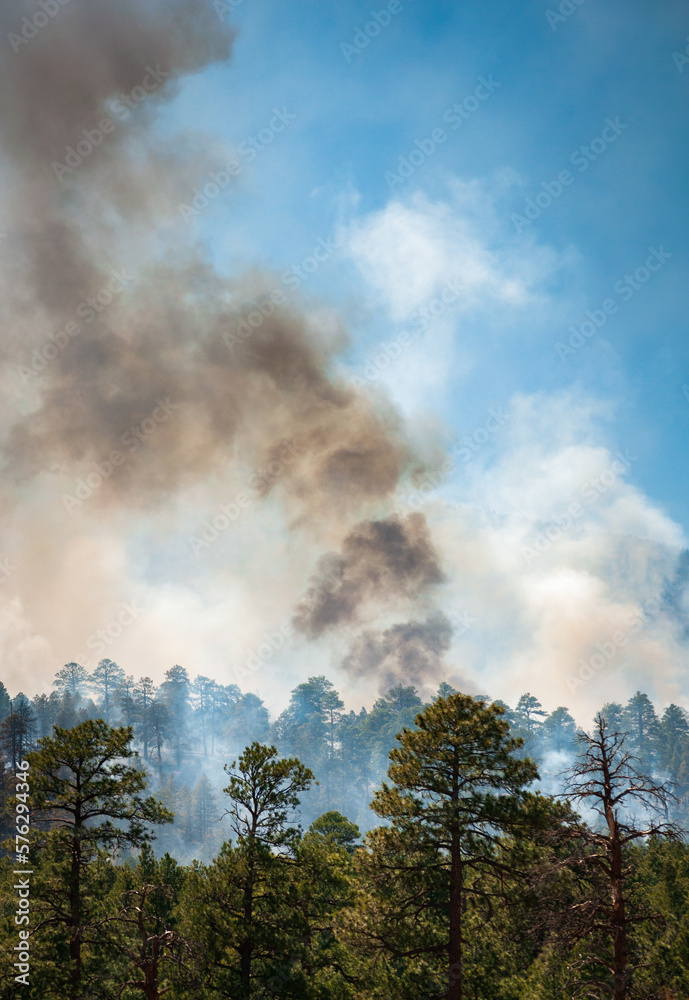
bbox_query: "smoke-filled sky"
[0,0,688,723]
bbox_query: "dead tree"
[116,885,188,1000]
[557,713,679,1000]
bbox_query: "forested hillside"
[1,668,688,998]
[2,664,689,843]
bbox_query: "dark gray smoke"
[340,613,454,691]
[293,514,446,638]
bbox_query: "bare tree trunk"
[610,830,630,1000]
[69,831,82,1000]
[602,738,630,1000]
[448,836,463,1000]
[240,848,255,999]
[449,764,463,1000]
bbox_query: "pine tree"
[134,677,156,760]
[657,703,689,804]
[622,692,659,770]
[32,692,61,738]
[309,810,361,854]
[149,699,170,763]
[116,674,137,727]
[109,844,189,1000]
[159,666,190,766]
[53,662,89,702]
[89,658,126,724]
[349,693,548,1000]
[226,692,270,750]
[0,682,10,722]
[601,701,625,731]
[222,743,314,997]
[273,676,344,811]
[542,706,577,754]
[514,692,547,760]
[27,721,172,999]
[0,713,33,769]
[192,773,218,842]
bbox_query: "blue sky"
[165,0,688,526]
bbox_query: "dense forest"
[1,664,689,999]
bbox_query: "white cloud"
[344,176,564,323]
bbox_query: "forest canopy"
[1,666,688,998]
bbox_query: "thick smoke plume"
[293,514,445,639]
[0,0,453,694]
[0,0,428,516]
[340,613,454,692]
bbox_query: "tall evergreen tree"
[27,721,172,999]
[226,691,270,750]
[192,773,219,843]
[0,682,10,722]
[221,742,314,997]
[349,693,547,1000]
[159,666,191,766]
[89,658,125,724]
[657,703,689,803]
[0,713,33,769]
[273,676,344,810]
[600,701,625,731]
[149,699,171,763]
[622,691,659,771]
[134,677,156,760]
[542,706,578,755]
[116,674,137,728]
[31,692,61,738]
[53,662,89,702]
